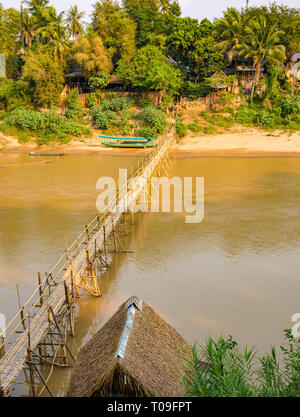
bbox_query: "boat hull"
[102,142,157,148]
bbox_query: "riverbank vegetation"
[0,1,299,144]
[184,329,300,397]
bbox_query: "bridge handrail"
[0,131,174,372]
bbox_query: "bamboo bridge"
[0,130,175,397]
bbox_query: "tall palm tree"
[65,5,86,40]
[240,16,286,99]
[36,7,67,59]
[20,7,36,48]
[215,8,251,63]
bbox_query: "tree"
[215,8,250,63]
[72,36,113,77]
[245,3,300,52]
[123,0,180,47]
[35,7,68,60]
[91,0,136,64]
[22,45,64,107]
[0,6,21,58]
[240,16,286,99]
[65,5,86,40]
[117,45,183,105]
[166,18,226,80]
[20,7,36,48]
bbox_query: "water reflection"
[0,155,300,396]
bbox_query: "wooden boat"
[100,135,157,149]
[29,152,65,156]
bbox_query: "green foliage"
[166,17,226,79]
[22,45,64,108]
[140,106,166,135]
[184,330,300,397]
[89,73,110,91]
[188,123,202,133]
[175,118,187,137]
[117,45,183,106]
[91,106,110,130]
[101,96,134,112]
[6,107,89,142]
[0,79,33,111]
[234,93,300,130]
[86,92,99,108]
[90,0,136,64]
[72,36,113,78]
[64,90,82,119]
[135,126,157,138]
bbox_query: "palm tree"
[65,5,86,40]
[36,7,67,59]
[20,8,36,48]
[215,8,251,64]
[240,16,286,99]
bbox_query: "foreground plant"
[184,330,300,397]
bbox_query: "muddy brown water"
[0,153,300,396]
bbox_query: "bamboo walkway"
[0,131,174,397]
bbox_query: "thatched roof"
[67,296,192,397]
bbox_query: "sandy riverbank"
[173,129,300,157]
[1,129,300,157]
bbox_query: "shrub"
[280,94,300,118]
[184,329,300,397]
[91,107,109,130]
[6,107,89,142]
[176,118,188,138]
[141,106,166,135]
[204,125,218,134]
[64,90,82,119]
[256,110,278,129]
[188,123,202,133]
[0,79,33,111]
[103,110,118,121]
[86,92,99,108]
[234,104,258,126]
[101,96,134,112]
[135,126,157,138]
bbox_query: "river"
[0,153,300,396]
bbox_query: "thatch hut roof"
[67,296,192,397]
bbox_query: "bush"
[0,79,33,111]
[86,92,99,108]
[204,125,218,134]
[184,330,300,397]
[6,107,89,142]
[103,110,118,121]
[101,96,134,112]
[176,118,188,138]
[64,90,82,119]
[234,104,258,126]
[141,106,166,135]
[280,94,300,118]
[188,123,202,133]
[135,126,157,138]
[91,107,109,130]
[256,110,278,129]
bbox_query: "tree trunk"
[250,60,261,101]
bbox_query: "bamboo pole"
[16,284,26,331]
[38,272,43,306]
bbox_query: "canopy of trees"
[0,0,298,107]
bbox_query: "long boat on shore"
[100,135,157,148]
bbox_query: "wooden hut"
[67,296,193,397]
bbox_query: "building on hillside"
[67,296,199,397]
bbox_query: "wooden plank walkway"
[0,132,174,395]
